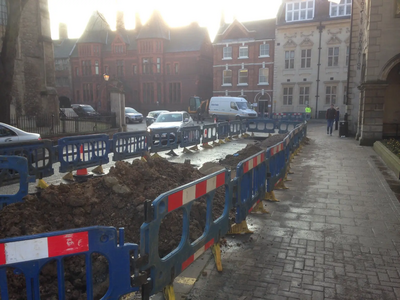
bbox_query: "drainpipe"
[315,22,325,119]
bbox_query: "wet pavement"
[184,121,400,300]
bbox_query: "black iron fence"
[10,113,117,137]
[383,123,400,139]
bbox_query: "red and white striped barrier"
[182,238,214,270]
[270,143,284,156]
[243,152,265,173]
[168,173,225,212]
[0,231,89,265]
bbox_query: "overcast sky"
[48,0,283,42]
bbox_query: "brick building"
[212,17,276,115]
[347,0,400,145]
[54,10,213,115]
[0,0,58,117]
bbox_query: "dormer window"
[115,45,124,53]
[330,0,352,17]
[286,0,315,22]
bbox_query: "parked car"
[147,111,194,145]
[146,110,169,126]
[71,104,101,118]
[0,122,41,144]
[125,107,143,124]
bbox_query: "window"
[166,64,171,75]
[0,0,8,26]
[330,0,352,17]
[223,69,232,85]
[238,69,248,85]
[115,45,124,53]
[93,45,99,55]
[299,86,310,105]
[239,46,248,58]
[285,50,295,69]
[133,65,137,74]
[328,47,339,67]
[143,58,153,74]
[174,63,179,74]
[260,44,270,57]
[301,49,311,68]
[286,0,314,22]
[83,83,93,101]
[95,61,99,75]
[82,60,91,76]
[230,102,238,110]
[117,60,124,77]
[259,68,269,84]
[223,46,232,59]
[283,87,293,105]
[325,85,337,105]
[169,83,181,103]
[346,46,349,66]
[75,67,79,76]
[157,58,161,73]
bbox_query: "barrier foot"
[189,145,199,151]
[36,179,49,189]
[227,221,253,235]
[182,147,193,154]
[166,149,178,156]
[284,172,292,182]
[275,180,289,190]
[201,143,213,149]
[92,165,104,175]
[224,137,232,143]
[152,153,162,159]
[62,172,74,182]
[289,170,295,174]
[163,285,175,300]
[252,201,269,214]
[212,141,220,146]
[265,191,279,202]
[218,139,225,144]
[241,133,249,138]
[232,135,239,139]
[211,243,223,272]
[141,156,147,162]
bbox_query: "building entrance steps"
[183,122,400,300]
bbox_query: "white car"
[147,111,194,145]
[0,122,41,144]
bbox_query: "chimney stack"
[116,11,125,30]
[59,23,68,40]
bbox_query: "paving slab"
[183,122,400,300]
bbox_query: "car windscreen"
[155,114,183,122]
[125,108,138,113]
[237,102,250,110]
[82,106,96,112]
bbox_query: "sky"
[48,0,283,42]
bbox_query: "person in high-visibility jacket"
[305,105,311,120]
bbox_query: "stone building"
[347,0,400,145]
[273,0,351,118]
[55,10,213,115]
[0,0,58,118]
[212,17,276,116]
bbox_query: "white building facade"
[273,0,351,119]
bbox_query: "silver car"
[125,107,143,124]
[0,122,41,144]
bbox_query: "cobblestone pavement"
[188,122,400,300]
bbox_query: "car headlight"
[147,128,152,133]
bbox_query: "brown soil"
[0,133,287,299]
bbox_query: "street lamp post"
[103,73,110,113]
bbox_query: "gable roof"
[164,23,209,52]
[53,38,78,58]
[78,11,111,44]
[136,10,170,40]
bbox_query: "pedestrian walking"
[335,107,340,130]
[305,105,311,120]
[326,104,336,136]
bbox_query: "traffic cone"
[73,145,92,182]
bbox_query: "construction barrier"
[201,124,218,146]
[247,119,277,134]
[228,120,242,138]
[180,126,202,151]
[0,156,35,208]
[139,169,231,295]
[277,121,303,134]
[0,226,143,299]
[112,131,149,161]
[217,121,230,142]
[57,134,110,173]
[148,127,179,154]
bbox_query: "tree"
[0,0,28,123]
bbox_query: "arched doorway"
[383,62,400,137]
[257,93,272,118]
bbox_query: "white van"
[208,97,257,121]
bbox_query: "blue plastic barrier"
[234,151,268,223]
[272,113,289,120]
[266,141,286,192]
[228,121,241,137]
[0,140,55,179]
[58,134,110,173]
[277,121,303,134]
[201,124,218,144]
[148,127,179,153]
[217,122,230,140]
[246,119,276,134]
[140,169,231,295]
[180,126,202,149]
[0,156,35,208]
[112,131,149,161]
[0,226,142,299]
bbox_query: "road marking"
[174,277,196,285]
